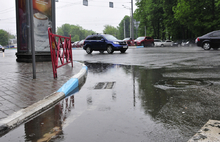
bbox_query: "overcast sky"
[0,0,137,35]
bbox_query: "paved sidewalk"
[0,49,82,120]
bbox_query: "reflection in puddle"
[2,62,220,142]
[25,95,75,141]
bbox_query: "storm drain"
[94,82,115,89]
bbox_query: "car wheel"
[86,46,92,54]
[107,46,113,54]
[99,51,104,53]
[141,43,144,47]
[202,42,211,50]
[161,44,164,47]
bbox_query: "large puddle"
[1,62,220,142]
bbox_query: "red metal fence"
[48,27,73,78]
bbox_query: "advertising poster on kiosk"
[18,0,28,51]
[33,0,52,51]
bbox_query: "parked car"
[6,45,14,48]
[196,30,220,50]
[123,37,135,46]
[83,33,128,54]
[173,40,182,47]
[72,41,79,48]
[0,45,5,52]
[71,42,74,48]
[154,39,163,47]
[162,40,173,47]
[76,41,82,48]
[78,40,85,48]
[181,39,195,47]
[134,36,154,47]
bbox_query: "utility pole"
[131,0,134,40]
[28,0,36,79]
[145,26,146,36]
[124,20,126,38]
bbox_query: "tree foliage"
[117,15,131,40]
[0,29,9,46]
[103,25,119,38]
[57,23,96,42]
[134,0,220,40]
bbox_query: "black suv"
[83,34,128,54]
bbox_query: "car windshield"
[136,37,145,40]
[103,35,118,41]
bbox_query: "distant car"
[196,30,220,50]
[173,40,182,47]
[123,38,130,44]
[72,41,79,48]
[83,33,128,54]
[78,40,85,48]
[134,36,154,47]
[162,40,173,47]
[154,39,163,47]
[181,39,195,47]
[123,37,134,46]
[71,42,74,48]
[75,41,81,48]
[0,45,5,52]
[6,45,14,48]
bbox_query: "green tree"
[72,35,79,42]
[173,0,220,37]
[0,29,9,46]
[163,0,185,40]
[134,0,164,39]
[118,15,131,40]
[57,24,95,42]
[103,25,119,38]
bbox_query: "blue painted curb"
[57,78,78,96]
[136,46,144,48]
[57,64,88,97]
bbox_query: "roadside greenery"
[56,23,96,42]
[56,0,220,41]
[134,0,220,40]
[0,29,9,46]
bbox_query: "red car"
[134,36,154,47]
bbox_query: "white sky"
[0,0,136,35]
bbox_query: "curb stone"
[0,62,88,135]
[188,119,220,142]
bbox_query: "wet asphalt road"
[1,46,220,142]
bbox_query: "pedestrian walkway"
[0,49,82,120]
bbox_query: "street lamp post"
[122,1,134,40]
[131,0,134,40]
[122,5,131,38]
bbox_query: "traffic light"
[83,0,88,6]
[109,2,113,8]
